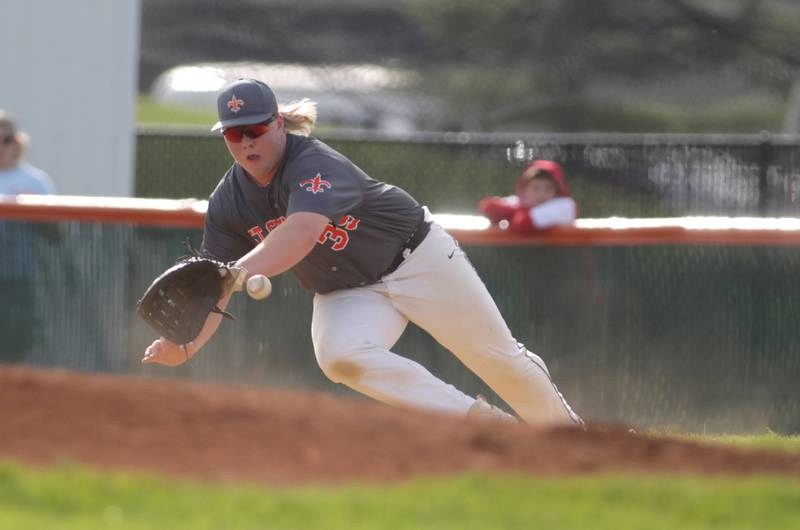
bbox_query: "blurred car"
[150,61,432,133]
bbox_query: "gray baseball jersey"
[202,134,422,293]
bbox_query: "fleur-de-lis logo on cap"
[227,94,244,113]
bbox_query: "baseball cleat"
[467,395,518,423]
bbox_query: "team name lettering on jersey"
[247,226,266,242]
[266,216,287,233]
[299,174,332,194]
[317,214,361,251]
[247,216,287,243]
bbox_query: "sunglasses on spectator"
[222,116,278,143]
[1,134,14,145]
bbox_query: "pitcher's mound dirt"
[1,366,799,485]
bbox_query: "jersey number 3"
[318,214,360,251]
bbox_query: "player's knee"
[324,358,365,384]
[314,345,365,384]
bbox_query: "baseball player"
[142,78,583,427]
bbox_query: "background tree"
[407,0,800,131]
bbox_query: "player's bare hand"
[219,264,249,297]
[141,337,190,366]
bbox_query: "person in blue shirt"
[0,111,55,364]
[0,111,55,195]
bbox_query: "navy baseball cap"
[210,79,278,132]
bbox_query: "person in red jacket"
[478,160,577,233]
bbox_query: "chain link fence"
[2,219,800,433]
[136,129,800,217]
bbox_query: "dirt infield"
[2,366,799,485]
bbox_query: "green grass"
[137,95,217,126]
[1,461,799,530]
[136,93,784,133]
[690,432,800,453]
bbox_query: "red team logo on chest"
[299,174,332,194]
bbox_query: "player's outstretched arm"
[141,291,233,366]
[140,212,327,367]
[235,211,329,277]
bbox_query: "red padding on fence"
[3,194,800,246]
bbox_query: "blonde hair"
[279,99,317,136]
[13,132,30,160]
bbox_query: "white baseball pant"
[311,216,582,426]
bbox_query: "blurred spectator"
[0,111,56,195]
[478,160,577,233]
[0,111,55,364]
[480,161,598,395]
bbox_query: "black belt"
[382,214,431,277]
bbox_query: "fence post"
[758,131,772,216]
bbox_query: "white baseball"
[246,275,272,300]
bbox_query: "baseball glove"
[136,241,247,346]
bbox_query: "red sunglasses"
[222,115,278,143]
